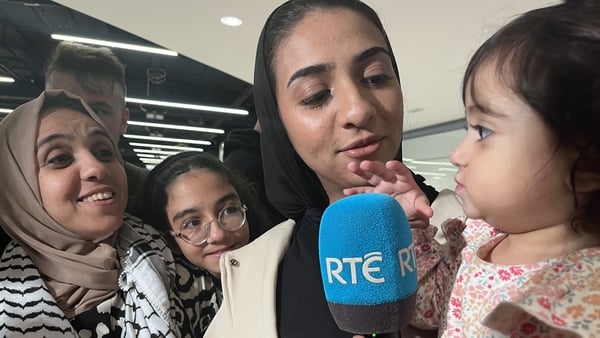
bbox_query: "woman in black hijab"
[206,1,438,337]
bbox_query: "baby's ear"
[567,141,600,193]
[573,170,600,193]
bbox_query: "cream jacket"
[205,191,462,338]
[205,219,296,338]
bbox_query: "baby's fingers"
[343,186,375,196]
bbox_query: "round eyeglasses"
[171,204,248,246]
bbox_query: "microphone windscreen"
[319,193,417,335]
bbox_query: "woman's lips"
[341,137,383,158]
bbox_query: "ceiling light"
[126,97,248,115]
[129,142,204,152]
[123,134,211,145]
[220,16,243,27]
[0,76,15,83]
[133,148,178,156]
[139,158,164,164]
[51,34,178,56]
[128,120,224,134]
[0,108,13,114]
[136,153,163,158]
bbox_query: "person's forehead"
[274,9,387,80]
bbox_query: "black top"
[222,128,286,233]
[275,177,436,338]
[124,161,149,216]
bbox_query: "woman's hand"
[344,160,433,228]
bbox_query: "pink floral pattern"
[412,219,600,337]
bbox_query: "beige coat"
[205,219,296,338]
[206,191,462,338]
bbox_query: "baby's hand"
[344,160,433,228]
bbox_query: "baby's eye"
[475,125,492,139]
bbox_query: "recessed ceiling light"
[220,16,242,27]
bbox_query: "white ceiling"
[53,0,559,189]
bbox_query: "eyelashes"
[469,124,492,140]
[42,145,116,169]
[298,73,394,110]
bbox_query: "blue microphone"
[319,193,417,336]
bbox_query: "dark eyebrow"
[287,64,330,88]
[36,128,110,151]
[37,133,71,150]
[171,192,240,224]
[286,46,391,88]
[352,46,390,65]
[90,128,111,139]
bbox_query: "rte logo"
[325,244,416,285]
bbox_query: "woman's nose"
[338,82,375,128]
[81,154,109,181]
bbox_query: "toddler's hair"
[462,0,600,233]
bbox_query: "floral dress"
[412,218,600,337]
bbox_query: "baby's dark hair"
[463,0,600,233]
[138,151,268,241]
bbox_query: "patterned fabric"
[0,216,221,337]
[172,255,222,337]
[446,219,600,337]
[0,242,77,337]
[410,220,466,330]
[412,218,600,337]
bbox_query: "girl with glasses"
[139,151,266,334]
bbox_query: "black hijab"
[253,1,437,336]
[255,1,436,220]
